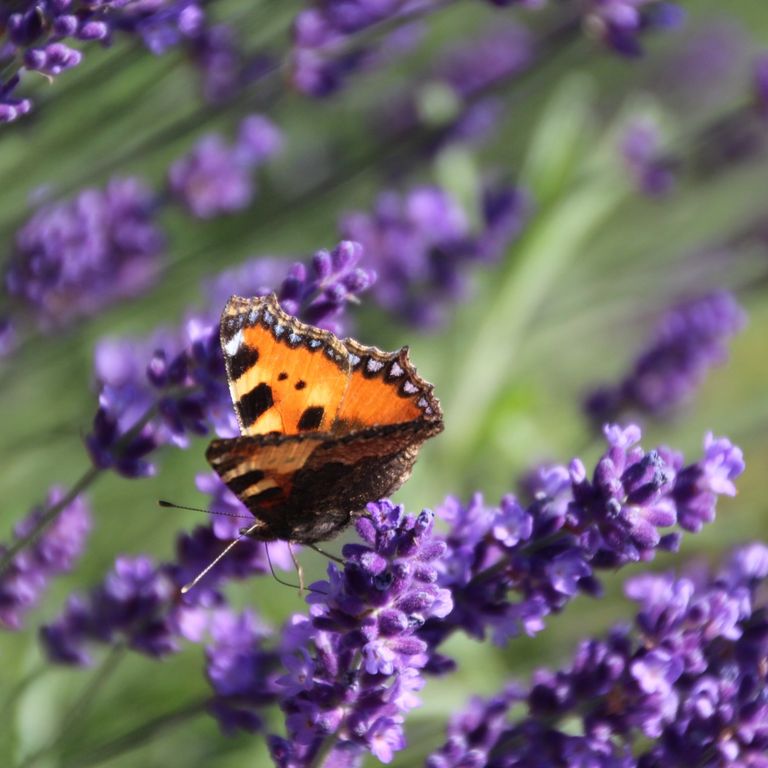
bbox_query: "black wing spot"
[278,372,288,381]
[298,405,324,431]
[229,345,259,380]
[295,380,306,390]
[237,383,274,426]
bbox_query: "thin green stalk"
[16,645,127,768]
[0,400,159,576]
[67,699,209,768]
[0,464,102,576]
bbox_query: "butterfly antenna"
[180,535,246,594]
[306,543,345,565]
[158,499,254,520]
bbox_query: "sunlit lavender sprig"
[379,22,534,154]
[3,114,281,341]
[86,240,374,479]
[290,0,430,97]
[0,1,205,123]
[620,119,676,197]
[420,423,744,649]
[428,541,768,768]
[268,500,452,766]
[0,487,90,631]
[168,115,283,218]
[41,471,291,666]
[585,291,746,424]
[5,177,165,330]
[340,183,528,328]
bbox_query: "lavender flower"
[290,1,427,96]
[584,1,685,57]
[754,52,768,119]
[620,119,676,196]
[40,554,178,665]
[168,114,282,218]
[428,542,768,768]
[269,500,452,765]
[340,184,527,328]
[0,488,91,631]
[85,241,374,477]
[5,177,164,328]
[422,423,743,647]
[585,291,746,423]
[0,1,203,123]
[206,608,280,734]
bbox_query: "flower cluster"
[168,115,283,218]
[85,240,374,477]
[206,608,280,734]
[40,472,288,666]
[585,291,746,423]
[384,22,534,153]
[290,0,427,97]
[620,119,675,197]
[0,0,205,123]
[41,554,180,665]
[6,177,164,328]
[268,500,452,766]
[421,423,744,648]
[428,541,768,767]
[340,183,528,328]
[584,0,685,57]
[0,488,91,631]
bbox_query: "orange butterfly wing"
[209,293,444,543]
[220,295,350,436]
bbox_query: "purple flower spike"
[271,500,451,765]
[753,53,768,119]
[206,608,279,734]
[423,423,743,647]
[340,183,527,328]
[1,2,208,122]
[585,0,685,57]
[168,114,282,218]
[6,178,164,328]
[430,542,768,768]
[40,555,179,664]
[0,488,91,631]
[585,291,746,423]
[620,120,676,197]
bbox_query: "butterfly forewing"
[220,295,351,436]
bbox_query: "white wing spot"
[224,328,243,357]
[367,358,384,373]
[389,362,404,378]
[403,381,418,394]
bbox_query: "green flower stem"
[68,699,210,768]
[16,644,127,768]
[0,464,102,577]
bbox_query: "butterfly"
[206,294,444,544]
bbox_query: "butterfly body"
[207,294,443,544]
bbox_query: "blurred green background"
[1,0,768,765]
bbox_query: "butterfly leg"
[288,541,305,595]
